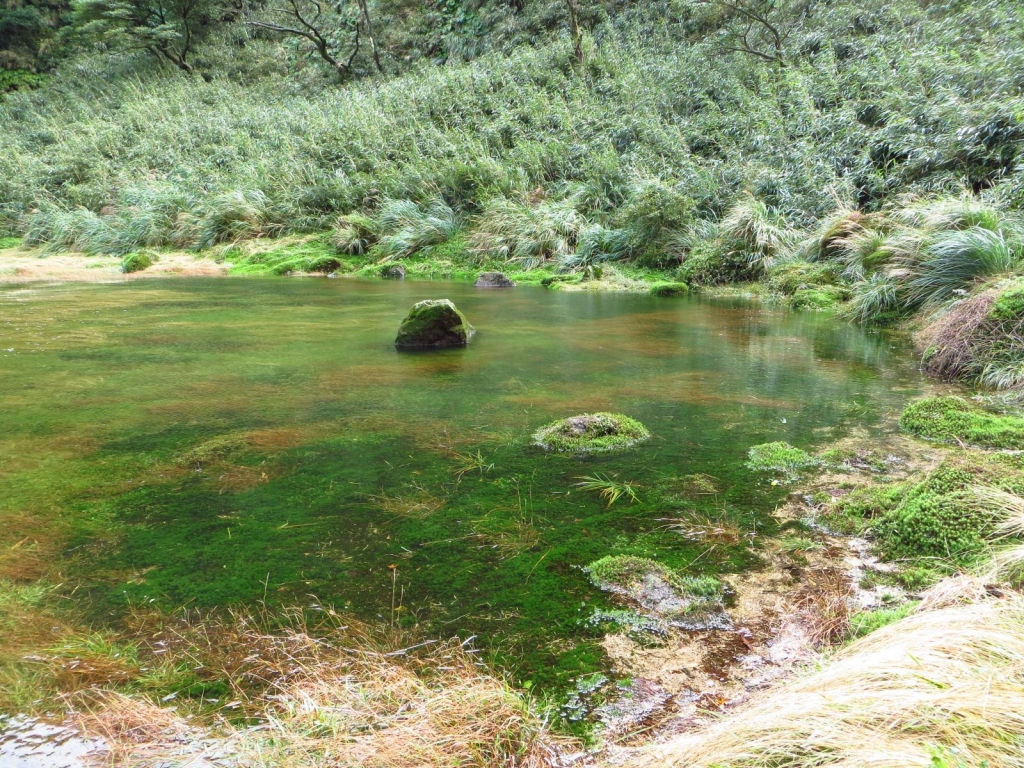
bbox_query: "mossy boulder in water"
[474,271,515,288]
[395,299,475,348]
[532,412,650,453]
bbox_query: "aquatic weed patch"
[532,413,650,454]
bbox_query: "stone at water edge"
[395,299,475,348]
[474,271,516,288]
[381,264,406,280]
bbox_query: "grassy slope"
[2,0,1023,253]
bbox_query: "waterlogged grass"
[899,396,1024,449]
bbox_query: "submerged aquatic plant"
[573,474,640,508]
[451,450,494,481]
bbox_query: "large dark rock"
[474,271,515,288]
[395,299,475,349]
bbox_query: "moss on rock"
[899,396,1024,449]
[532,413,650,453]
[395,299,475,348]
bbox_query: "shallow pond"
[0,278,923,694]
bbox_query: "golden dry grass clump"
[634,594,1024,768]
[69,607,571,768]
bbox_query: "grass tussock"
[67,608,571,768]
[637,594,1024,768]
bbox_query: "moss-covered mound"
[826,455,1024,565]
[787,284,850,311]
[121,251,156,273]
[899,396,1024,449]
[649,281,689,297]
[395,299,475,349]
[746,441,820,481]
[532,413,650,453]
[584,555,724,625]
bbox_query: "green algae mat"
[0,278,924,692]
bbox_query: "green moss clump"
[990,280,1024,321]
[899,396,1024,449]
[121,251,156,273]
[540,274,583,288]
[787,285,850,311]
[230,238,342,275]
[649,281,689,297]
[848,602,918,639]
[827,456,1024,565]
[746,441,819,480]
[585,555,673,590]
[532,413,650,453]
[0,236,22,250]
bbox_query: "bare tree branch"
[246,0,361,79]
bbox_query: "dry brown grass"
[234,639,566,768]
[633,594,1024,768]
[916,286,1000,381]
[0,252,228,283]
[65,606,573,768]
[793,567,852,648]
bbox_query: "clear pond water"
[0,278,924,692]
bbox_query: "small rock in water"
[474,271,515,288]
[381,264,406,280]
[395,299,475,349]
